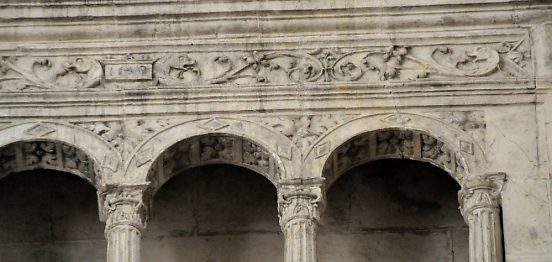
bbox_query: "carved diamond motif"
[315,141,331,158]
[198,118,229,131]
[459,140,474,155]
[277,145,292,160]
[381,114,411,125]
[25,123,55,137]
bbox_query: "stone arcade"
[0,0,551,261]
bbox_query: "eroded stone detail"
[148,39,529,87]
[0,141,96,184]
[278,180,325,262]
[76,119,176,159]
[0,56,103,90]
[251,114,357,152]
[459,173,506,262]
[99,184,150,262]
[324,129,464,183]
[430,111,486,145]
[148,134,278,190]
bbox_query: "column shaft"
[279,182,324,262]
[459,173,506,262]
[99,184,150,262]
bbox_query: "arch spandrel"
[125,117,299,189]
[303,113,488,188]
[0,122,121,188]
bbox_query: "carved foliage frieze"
[152,37,530,86]
[0,35,531,92]
[0,140,97,184]
[0,56,103,91]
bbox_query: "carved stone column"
[459,173,506,262]
[278,179,325,262]
[99,184,150,262]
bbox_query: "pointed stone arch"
[125,117,298,192]
[303,113,488,188]
[0,122,121,188]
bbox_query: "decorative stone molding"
[150,38,531,87]
[278,178,325,262]
[148,134,279,191]
[0,35,531,93]
[99,184,151,262]
[0,56,103,91]
[459,173,507,262]
[250,114,358,153]
[0,140,97,185]
[323,128,466,186]
[76,119,177,160]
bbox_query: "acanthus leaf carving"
[0,56,103,90]
[99,184,151,232]
[75,119,177,160]
[249,114,358,153]
[151,37,530,87]
[277,180,325,229]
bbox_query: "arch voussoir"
[125,117,299,192]
[0,122,121,188]
[303,113,487,189]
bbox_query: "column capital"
[458,172,506,221]
[277,178,325,229]
[98,183,151,233]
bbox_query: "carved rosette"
[278,179,325,262]
[99,184,150,262]
[458,173,506,262]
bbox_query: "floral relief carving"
[376,130,415,156]
[149,135,279,189]
[0,56,103,90]
[151,37,530,87]
[243,140,270,172]
[200,136,234,161]
[324,129,465,181]
[76,119,176,159]
[429,111,486,146]
[251,114,358,152]
[0,141,96,184]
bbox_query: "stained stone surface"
[0,0,551,261]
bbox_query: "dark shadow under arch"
[143,164,283,262]
[0,170,105,262]
[319,159,468,262]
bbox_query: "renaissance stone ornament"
[0,0,551,261]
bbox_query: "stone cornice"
[0,1,549,43]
